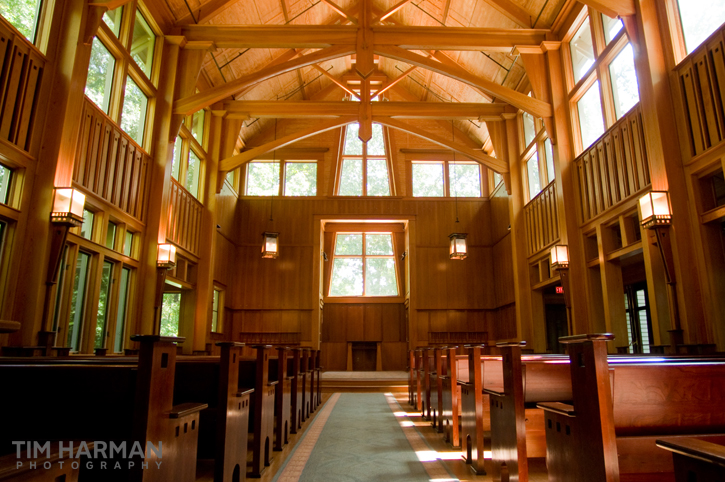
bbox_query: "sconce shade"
[51,188,85,226]
[262,232,279,259]
[550,245,570,270]
[448,233,468,260]
[157,243,177,269]
[639,191,672,228]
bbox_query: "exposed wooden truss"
[578,0,635,18]
[223,100,508,120]
[481,0,533,28]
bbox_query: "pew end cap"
[559,333,614,344]
[656,437,725,467]
[537,402,576,417]
[169,402,208,418]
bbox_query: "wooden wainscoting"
[168,177,203,256]
[675,23,725,159]
[0,18,45,153]
[74,99,150,221]
[575,104,650,224]
[524,181,559,256]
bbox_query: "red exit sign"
[555,286,564,294]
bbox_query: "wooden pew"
[408,350,416,407]
[308,348,317,414]
[415,348,424,411]
[289,348,304,433]
[460,344,495,475]
[421,347,435,421]
[239,345,277,478]
[316,349,322,409]
[429,347,445,432]
[440,348,465,448]
[538,334,725,482]
[0,336,206,482]
[657,437,725,481]
[301,348,311,421]
[270,347,292,452]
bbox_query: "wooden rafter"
[219,116,358,172]
[481,0,532,28]
[312,65,361,100]
[578,0,635,18]
[374,116,508,172]
[174,45,355,115]
[174,0,240,26]
[377,66,417,97]
[375,45,552,118]
[320,0,359,24]
[179,25,548,51]
[373,0,414,23]
[223,100,508,120]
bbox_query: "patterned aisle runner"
[273,393,458,482]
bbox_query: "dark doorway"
[352,342,376,371]
[624,282,653,354]
[544,286,568,354]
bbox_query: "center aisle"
[273,393,458,482]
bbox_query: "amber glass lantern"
[262,232,279,259]
[639,191,672,228]
[448,233,468,260]
[51,188,85,226]
[157,243,177,269]
[550,245,570,270]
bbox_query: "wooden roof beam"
[219,116,357,172]
[373,0,414,23]
[179,25,548,51]
[174,0,241,26]
[222,100,508,119]
[577,0,635,18]
[481,0,533,28]
[376,66,417,97]
[174,45,355,116]
[320,0,359,24]
[312,65,361,100]
[375,116,508,172]
[375,45,552,118]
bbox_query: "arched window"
[337,123,392,196]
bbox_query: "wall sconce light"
[639,191,672,228]
[322,251,328,261]
[550,245,570,270]
[262,232,279,259]
[550,244,572,336]
[50,188,85,226]
[448,233,468,260]
[157,243,177,269]
[401,251,407,261]
[638,190,682,351]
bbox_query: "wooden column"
[625,2,706,343]
[596,224,627,345]
[11,0,95,345]
[542,42,590,335]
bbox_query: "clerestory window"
[337,123,392,196]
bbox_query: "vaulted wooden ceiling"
[155,0,569,171]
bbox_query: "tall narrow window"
[171,137,182,180]
[80,209,94,240]
[329,233,398,297]
[0,0,43,42]
[677,0,725,54]
[85,38,116,114]
[120,77,148,145]
[527,153,542,199]
[522,112,536,147]
[95,261,113,348]
[577,81,605,148]
[114,267,131,353]
[130,11,155,77]
[609,44,640,119]
[160,292,181,337]
[123,231,134,257]
[191,109,205,143]
[337,123,392,196]
[68,252,91,352]
[570,17,595,82]
[0,164,12,205]
[185,150,201,198]
[544,138,555,184]
[106,222,117,250]
[211,288,222,333]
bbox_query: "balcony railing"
[524,181,559,256]
[574,104,650,224]
[167,177,203,257]
[674,23,725,159]
[74,98,150,221]
[0,18,46,153]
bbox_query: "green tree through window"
[329,233,398,297]
[338,123,391,196]
[0,0,42,42]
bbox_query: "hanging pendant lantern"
[449,233,468,260]
[262,232,279,259]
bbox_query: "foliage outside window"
[80,209,94,240]
[0,164,12,205]
[67,252,91,352]
[0,0,42,42]
[211,288,222,333]
[527,153,541,200]
[172,129,205,200]
[84,4,157,150]
[329,233,398,297]
[519,112,555,200]
[245,160,317,196]
[191,109,205,144]
[106,221,117,249]
[114,267,131,353]
[95,261,113,348]
[120,76,148,145]
[86,38,116,114]
[567,10,639,153]
[338,123,391,196]
[160,292,181,337]
[123,230,134,257]
[676,0,725,54]
[412,161,482,198]
[522,111,536,147]
[186,150,201,198]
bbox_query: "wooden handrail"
[523,180,559,256]
[167,177,204,256]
